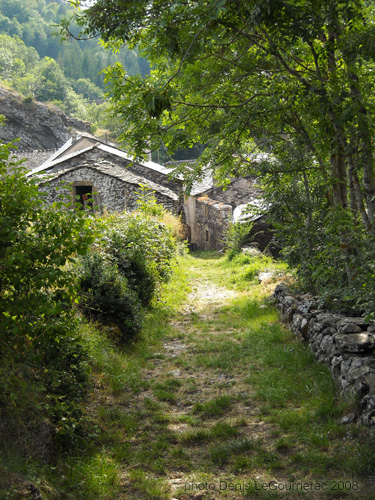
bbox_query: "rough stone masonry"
[273,284,375,426]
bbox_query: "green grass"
[4,251,375,499]
[58,454,121,499]
[153,387,177,402]
[181,421,240,444]
[193,395,233,418]
[209,438,258,465]
[127,469,170,499]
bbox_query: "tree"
[73,77,104,100]
[69,0,375,310]
[37,56,71,101]
[0,0,150,91]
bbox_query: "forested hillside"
[0,0,149,134]
[0,0,149,85]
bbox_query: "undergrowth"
[3,251,375,499]
[0,154,185,499]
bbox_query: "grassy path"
[61,252,375,500]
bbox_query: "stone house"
[25,133,181,215]
[30,133,184,194]
[23,133,269,250]
[36,160,179,213]
[183,173,272,251]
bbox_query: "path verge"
[51,252,375,499]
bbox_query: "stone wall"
[185,195,232,250]
[274,284,375,426]
[39,165,178,214]
[204,177,262,207]
[127,163,183,195]
[46,149,184,198]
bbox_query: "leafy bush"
[0,140,94,454]
[224,221,254,260]
[104,228,157,307]
[102,211,178,300]
[135,183,167,218]
[78,252,143,341]
[76,203,179,341]
[136,184,186,248]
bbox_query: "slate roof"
[29,134,178,179]
[164,159,214,196]
[35,159,179,201]
[20,134,229,197]
[13,149,58,171]
[190,171,215,196]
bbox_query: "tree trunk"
[302,171,314,254]
[348,157,359,216]
[347,152,374,235]
[324,17,356,283]
[345,62,375,230]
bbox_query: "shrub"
[135,183,167,218]
[0,140,94,454]
[77,252,143,341]
[105,228,157,307]
[224,221,254,260]
[101,211,178,302]
[136,183,186,245]
[76,203,180,340]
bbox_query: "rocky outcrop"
[0,86,90,150]
[274,284,375,426]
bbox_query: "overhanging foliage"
[67,0,375,313]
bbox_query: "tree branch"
[173,93,273,109]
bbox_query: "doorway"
[75,185,93,210]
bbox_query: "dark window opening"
[75,185,93,210]
[205,230,209,242]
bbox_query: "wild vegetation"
[0,0,148,135]
[2,249,375,499]
[0,142,182,496]
[1,141,374,497]
[72,0,375,315]
[0,0,149,86]
[77,193,180,342]
[3,0,375,497]
[0,140,96,455]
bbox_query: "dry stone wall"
[274,284,375,426]
[189,197,232,250]
[38,162,178,214]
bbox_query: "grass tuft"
[192,395,233,418]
